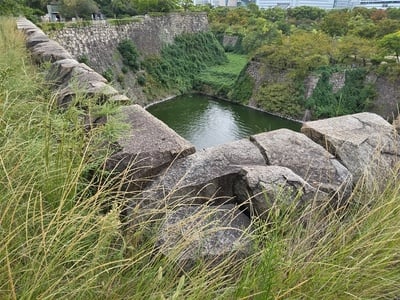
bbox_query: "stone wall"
[48,13,208,73]
[17,18,400,271]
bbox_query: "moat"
[147,94,301,149]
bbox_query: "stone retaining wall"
[47,13,208,73]
[17,17,400,270]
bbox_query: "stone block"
[30,40,73,63]
[155,204,252,271]
[251,129,352,199]
[234,165,328,219]
[105,105,195,191]
[302,112,400,184]
[139,138,266,208]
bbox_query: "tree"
[338,35,376,66]
[263,7,286,23]
[387,7,400,20]
[60,0,99,19]
[379,31,400,62]
[179,0,193,11]
[375,19,400,38]
[347,15,377,38]
[133,0,178,13]
[320,10,350,37]
[287,6,326,21]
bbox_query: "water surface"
[147,94,301,149]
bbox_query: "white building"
[255,0,400,8]
[194,0,238,6]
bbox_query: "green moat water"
[147,94,301,149]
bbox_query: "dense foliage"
[206,5,400,119]
[117,39,140,71]
[143,32,227,93]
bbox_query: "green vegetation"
[102,68,114,82]
[255,82,304,117]
[196,53,248,96]
[4,0,400,119]
[117,39,140,72]
[306,68,375,118]
[207,5,400,119]
[228,67,254,103]
[3,17,400,299]
[143,32,227,93]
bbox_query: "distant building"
[194,0,238,6]
[46,4,61,22]
[255,0,400,8]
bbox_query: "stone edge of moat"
[17,17,400,271]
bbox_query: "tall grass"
[1,16,400,299]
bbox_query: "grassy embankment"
[2,17,400,299]
[196,53,248,97]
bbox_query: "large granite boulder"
[25,30,50,48]
[234,165,329,219]
[46,59,127,107]
[156,204,252,271]
[105,105,195,191]
[251,129,353,199]
[302,112,400,184]
[139,139,266,208]
[30,40,73,63]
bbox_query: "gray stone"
[46,58,81,86]
[302,112,400,184]
[47,59,121,106]
[57,80,119,107]
[140,138,266,207]
[105,105,195,190]
[156,204,252,270]
[30,40,73,63]
[234,165,328,219]
[16,18,37,32]
[25,30,50,48]
[251,129,352,199]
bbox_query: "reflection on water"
[147,94,301,149]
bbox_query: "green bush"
[254,82,303,117]
[143,31,227,92]
[117,39,140,71]
[39,22,65,31]
[137,74,146,86]
[77,54,90,65]
[121,66,129,74]
[306,68,376,118]
[102,68,114,82]
[228,71,254,103]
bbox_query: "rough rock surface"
[105,105,195,190]
[302,112,400,184]
[139,139,266,207]
[251,129,353,199]
[47,58,124,106]
[30,40,73,63]
[17,18,72,63]
[156,204,252,270]
[234,165,328,219]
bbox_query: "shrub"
[117,39,140,71]
[143,31,227,92]
[77,54,90,65]
[102,68,113,82]
[137,74,146,86]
